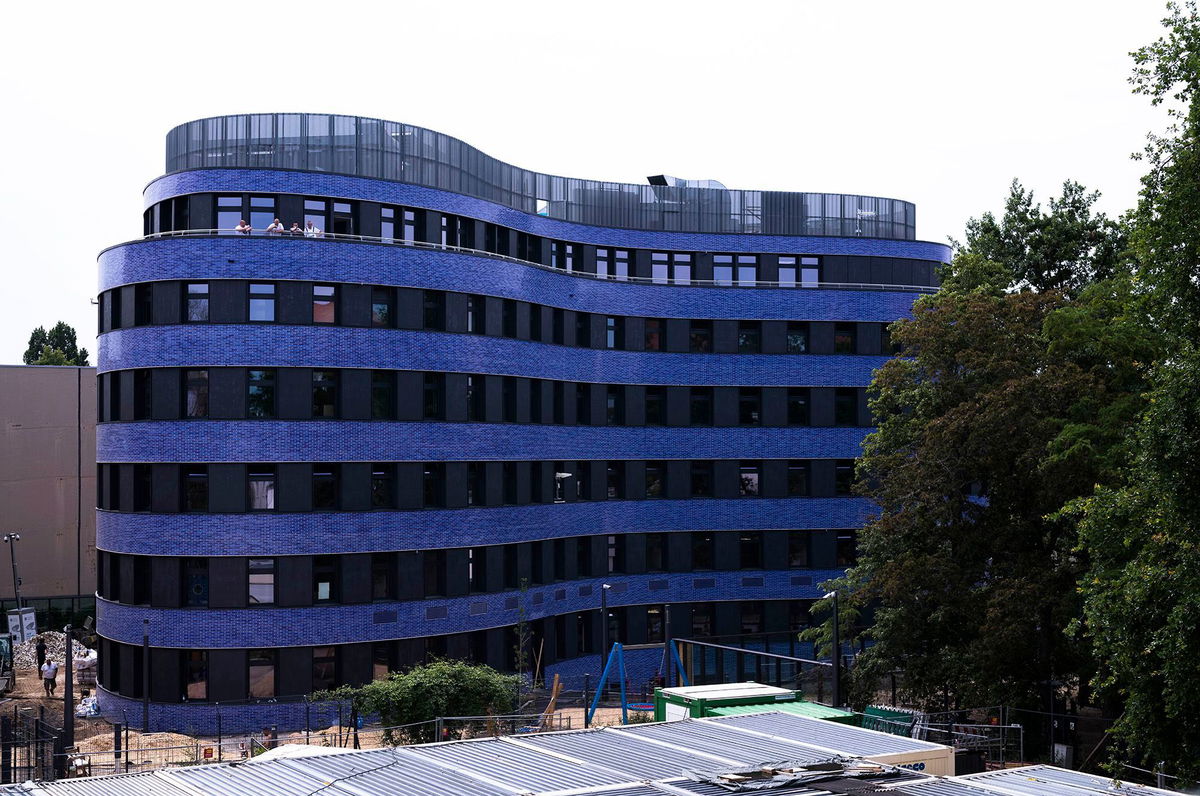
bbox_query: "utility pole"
[142,620,150,731]
[63,626,74,749]
[825,590,842,708]
[3,534,21,611]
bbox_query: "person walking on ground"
[35,636,46,671]
[40,659,58,697]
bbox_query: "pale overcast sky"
[0,1,1169,365]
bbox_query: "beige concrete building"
[0,365,95,617]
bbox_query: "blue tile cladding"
[98,325,890,382]
[97,499,875,556]
[96,687,339,734]
[96,569,846,648]
[96,421,869,463]
[99,237,928,320]
[141,169,953,263]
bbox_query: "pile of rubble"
[13,631,68,669]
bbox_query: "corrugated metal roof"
[512,727,740,780]
[405,735,631,791]
[956,765,1181,796]
[6,772,189,796]
[615,719,833,765]
[706,711,945,755]
[285,746,519,796]
[165,755,339,796]
[893,778,1003,796]
[706,702,857,722]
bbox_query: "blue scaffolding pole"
[586,643,628,726]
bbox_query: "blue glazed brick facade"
[97,497,876,556]
[96,120,946,730]
[97,569,846,648]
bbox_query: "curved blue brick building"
[95,113,950,732]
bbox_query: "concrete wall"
[0,365,95,600]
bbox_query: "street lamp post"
[3,534,21,611]
[600,584,612,657]
[824,590,842,708]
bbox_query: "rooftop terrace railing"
[131,229,940,294]
[166,113,918,240]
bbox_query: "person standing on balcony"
[288,222,303,236]
[304,220,323,238]
[235,219,252,235]
[266,218,285,234]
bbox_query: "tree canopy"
[314,659,518,743]
[23,321,88,366]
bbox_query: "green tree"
[824,248,1154,713]
[314,659,518,743]
[23,321,88,366]
[960,179,1125,296]
[1071,0,1200,779]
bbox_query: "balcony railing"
[133,229,940,294]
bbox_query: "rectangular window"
[605,316,623,349]
[248,650,276,698]
[741,602,763,634]
[613,249,630,281]
[644,319,664,351]
[835,388,858,426]
[313,556,338,603]
[737,255,759,285]
[134,284,153,326]
[248,466,276,511]
[133,370,152,420]
[835,460,856,495]
[787,531,810,567]
[645,387,665,426]
[646,533,667,572]
[503,461,518,504]
[304,199,327,235]
[181,558,209,608]
[713,255,734,286]
[312,370,338,418]
[692,532,715,570]
[836,530,858,566]
[690,387,713,426]
[423,373,444,419]
[530,305,543,341]
[182,465,208,511]
[248,283,276,322]
[403,209,418,242]
[216,194,243,235]
[502,299,517,338]
[737,321,761,354]
[312,285,337,324]
[739,461,761,496]
[371,287,394,328]
[606,386,624,425]
[183,369,208,418]
[787,388,810,425]
[502,377,517,423]
[465,375,485,422]
[646,605,665,643]
[380,207,395,243]
[364,554,392,604]
[834,323,857,354]
[371,463,394,509]
[183,650,207,701]
[606,461,624,499]
[312,648,336,691]
[800,256,820,287]
[467,463,485,506]
[576,539,593,578]
[788,461,810,496]
[371,370,396,420]
[248,558,275,605]
[422,291,445,331]
[595,248,610,279]
[312,464,338,509]
[466,295,486,334]
[423,463,445,507]
[778,256,798,287]
[247,369,276,418]
[738,388,761,425]
[691,604,714,637]
[690,461,713,497]
[740,531,763,568]
[607,535,625,574]
[689,321,712,353]
[575,314,589,347]
[787,322,809,354]
[425,549,448,596]
[185,283,209,323]
[645,462,665,498]
[373,642,393,681]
